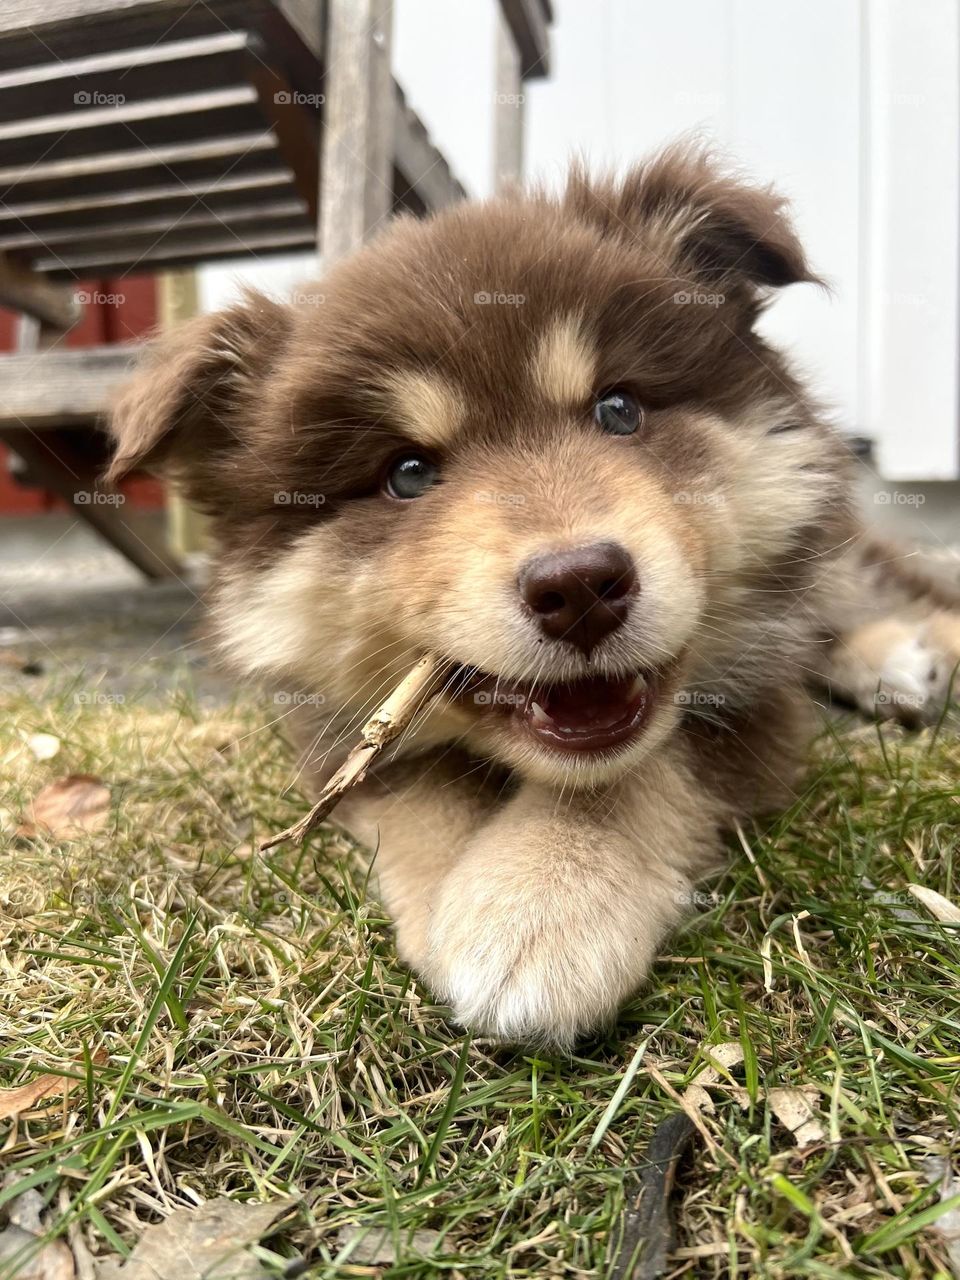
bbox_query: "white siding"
[199,0,960,482]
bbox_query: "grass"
[2,666,960,1278]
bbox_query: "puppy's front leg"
[422,749,721,1049]
[332,749,507,969]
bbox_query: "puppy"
[109,145,960,1049]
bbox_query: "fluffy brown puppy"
[110,145,960,1049]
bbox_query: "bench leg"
[1,427,185,581]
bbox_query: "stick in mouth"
[259,653,443,851]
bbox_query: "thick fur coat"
[110,146,960,1048]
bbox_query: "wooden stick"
[260,654,443,851]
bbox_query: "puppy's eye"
[385,453,440,500]
[594,389,642,436]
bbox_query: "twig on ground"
[259,654,443,851]
[609,1111,698,1280]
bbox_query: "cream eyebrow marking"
[376,369,463,445]
[531,314,596,406]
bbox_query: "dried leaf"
[768,1086,825,1149]
[0,1226,75,1279]
[0,1053,106,1121]
[28,775,110,837]
[0,652,42,675]
[698,1042,745,1083]
[94,1197,292,1280]
[683,1041,748,1114]
[0,1072,76,1120]
[908,884,960,924]
[26,733,60,761]
[682,1082,715,1115]
[0,1178,75,1279]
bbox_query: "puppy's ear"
[568,143,820,295]
[106,289,291,491]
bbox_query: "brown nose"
[518,541,637,656]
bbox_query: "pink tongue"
[541,675,635,731]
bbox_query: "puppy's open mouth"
[448,666,659,754]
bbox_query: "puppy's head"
[110,145,853,787]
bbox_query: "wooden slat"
[0,199,308,251]
[392,81,465,213]
[0,54,259,130]
[42,227,317,278]
[0,345,141,427]
[0,0,194,35]
[0,131,276,188]
[0,2,324,97]
[0,135,285,213]
[390,165,426,219]
[493,4,524,190]
[0,424,183,579]
[498,0,552,79]
[0,32,255,126]
[0,29,247,88]
[0,86,261,165]
[243,53,320,222]
[0,170,290,229]
[0,1,324,53]
[0,255,80,329]
[0,85,255,144]
[320,0,394,261]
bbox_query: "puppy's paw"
[922,611,960,696]
[838,617,959,724]
[424,906,628,1049]
[422,857,684,1050]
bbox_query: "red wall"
[0,275,165,514]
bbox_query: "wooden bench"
[0,0,549,576]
